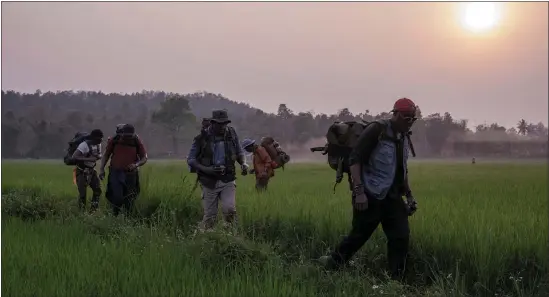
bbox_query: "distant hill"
[2,89,547,159]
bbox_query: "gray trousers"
[200,180,237,230]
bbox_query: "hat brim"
[210,119,231,124]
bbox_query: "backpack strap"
[110,135,142,158]
[194,131,213,165]
[223,127,237,172]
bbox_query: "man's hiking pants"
[76,167,101,212]
[330,194,410,281]
[200,180,237,230]
[106,169,140,216]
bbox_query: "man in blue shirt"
[187,110,249,231]
[319,98,419,282]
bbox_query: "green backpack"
[311,120,416,192]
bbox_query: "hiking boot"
[318,255,340,270]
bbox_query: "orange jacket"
[253,146,275,178]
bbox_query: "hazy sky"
[2,2,547,128]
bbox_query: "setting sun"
[460,2,501,33]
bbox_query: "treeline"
[2,90,547,159]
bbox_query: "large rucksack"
[311,119,416,191]
[311,120,384,191]
[108,124,140,151]
[109,134,140,150]
[259,136,290,170]
[63,132,90,166]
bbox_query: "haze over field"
[2,3,549,296]
[2,1,548,129]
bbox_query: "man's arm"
[348,122,384,189]
[231,128,246,165]
[135,138,148,167]
[99,139,114,172]
[186,138,200,169]
[403,168,412,197]
[72,142,97,162]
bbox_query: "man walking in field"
[99,124,148,216]
[241,138,275,191]
[186,110,249,231]
[71,129,104,213]
[319,98,419,281]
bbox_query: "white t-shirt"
[76,141,102,168]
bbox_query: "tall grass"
[1,161,548,297]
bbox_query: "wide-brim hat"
[210,109,231,124]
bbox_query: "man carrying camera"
[186,110,249,231]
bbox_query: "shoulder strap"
[223,127,236,162]
[195,132,208,158]
[374,119,400,143]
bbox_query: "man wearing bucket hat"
[241,138,275,191]
[187,109,249,230]
[319,97,419,281]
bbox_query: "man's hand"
[98,169,105,180]
[405,196,418,216]
[127,163,138,171]
[354,192,368,211]
[240,163,249,175]
[353,185,368,211]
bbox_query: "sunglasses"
[404,116,417,124]
[398,113,417,123]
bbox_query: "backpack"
[311,120,386,192]
[312,119,417,192]
[109,134,141,164]
[259,137,290,170]
[63,132,90,166]
[190,126,238,174]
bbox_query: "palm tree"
[517,119,528,135]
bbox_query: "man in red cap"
[319,97,418,281]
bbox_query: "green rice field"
[1,160,548,297]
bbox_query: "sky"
[1,1,547,129]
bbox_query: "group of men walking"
[71,124,148,216]
[72,97,419,282]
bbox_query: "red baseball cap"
[392,97,416,113]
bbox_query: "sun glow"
[460,2,501,33]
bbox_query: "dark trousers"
[76,168,102,212]
[106,169,140,216]
[330,194,410,280]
